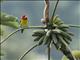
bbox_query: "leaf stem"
[0,28,21,45]
[27,26,46,29]
[18,44,38,60]
[0,26,46,45]
[50,0,60,23]
[48,44,50,60]
[68,24,80,28]
[1,24,80,45]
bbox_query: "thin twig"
[50,0,60,23]
[1,24,80,45]
[0,26,46,45]
[18,44,38,60]
[48,44,50,60]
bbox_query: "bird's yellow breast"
[20,19,28,26]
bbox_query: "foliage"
[32,15,73,47]
[0,0,80,60]
[62,50,80,60]
[32,15,75,60]
[0,12,19,35]
[0,12,19,28]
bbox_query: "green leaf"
[62,36,70,45]
[52,34,61,50]
[58,34,68,46]
[34,36,42,41]
[1,22,19,29]
[62,50,80,60]
[38,36,45,45]
[44,35,50,45]
[44,30,52,45]
[53,16,64,26]
[0,12,19,29]
[60,30,72,41]
[32,30,46,36]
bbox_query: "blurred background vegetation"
[1,1,80,60]
[0,12,18,35]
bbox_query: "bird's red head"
[21,15,28,20]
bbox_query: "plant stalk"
[0,26,46,45]
[68,24,80,28]
[50,0,60,23]
[0,28,21,45]
[48,44,50,60]
[19,44,38,60]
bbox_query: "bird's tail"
[21,29,24,33]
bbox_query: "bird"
[20,15,28,33]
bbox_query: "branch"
[50,0,60,23]
[0,26,46,45]
[18,44,38,60]
[1,24,80,45]
[0,28,21,45]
